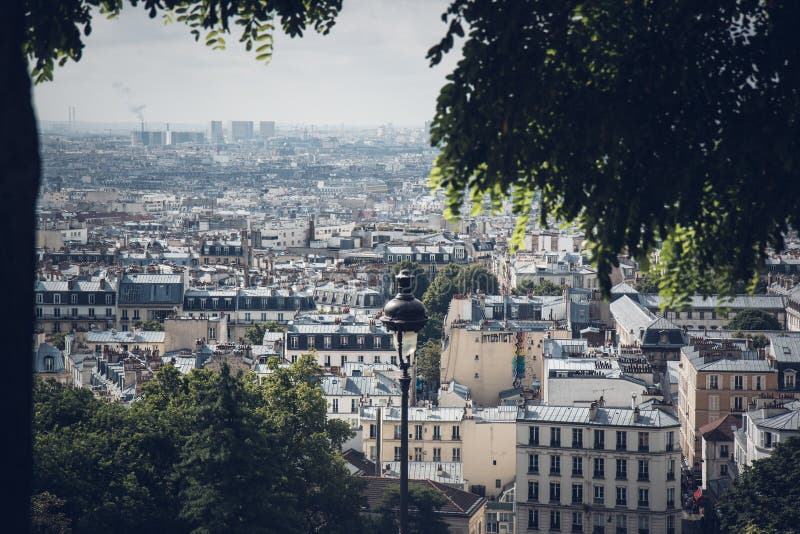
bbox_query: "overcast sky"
[33,0,459,127]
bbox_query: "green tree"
[422,264,463,316]
[244,321,284,344]
[427,0,800,308]
[414,339,441,395]
[727,309,782,331]
[47,332,68,351]
[134,319,164,331]
[453,264,498,296]
[633,274,661,294]
[390,261,430,300]
[30,492,71,534]
[517,279,564,296]
[719,437,800,533]
[373,483,449,534]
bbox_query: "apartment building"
[677,343,778,470]
[35,279,117,333]
[321,373,401,427]
[361,406,465,470]
[732,398,800,476]
[516,404,682,534]
[284,319,396,369]
[117,273,186,329]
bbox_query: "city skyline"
[33,0,459,127]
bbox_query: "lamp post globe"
[380,269,428,534]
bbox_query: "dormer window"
[785,369,797,389]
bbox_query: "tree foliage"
[24,0,343,83]
[516,279,564,296]
[134,319,163,331]
[414,339,441,390]
[32,357,362,533]
[371,483,449,534]
[428,0,800,309]
[727,309,782,331]
[244,320,284,345]
[718,437,800,533]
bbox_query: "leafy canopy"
[428,0,800,309]
[24,0,343,83]
[718,437,800,533]
[727,309,782,331]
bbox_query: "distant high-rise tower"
[259,121,275,138]
[210,120,224,144]
[230,121,254,141]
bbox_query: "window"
[616,487,627,506]
[762,431,773,448]
[351,399,357,413]
[616,431,627,451]
[54,294,61,304]
[667,487,675,508]
[785,370,796,389]
[571,484,583,504]
[637,460,649,481]
[324,336,332,348]
[374,336,382,348]
[637,488,649,508]
[414,425,423,440]
[616,459,627,480]
[667,515,675,534]
[36,308,42,317]
[528,509,538,529]
[356,336,364,347]
[572,512,583,531]
[637,515,649,534]
[733,396,744,411]
[71,308,78,317]
[308,336,316,348]
[637,432,649,452]
[549,482,561,503]
[709,375,719,389]
[374,355,381,363]
[452,426,461,440]
[332,399,339,413]
[394,425,402,439]
[528,481,539,501]
[43,356,55,371]
[358,355,365,363]
[433,425,441,440]
[433,448,442,462]
[755,376,763,390]
[121,309,127,320]
[720,464,728,476]
[550,510,561,530]
[290,336,299,349]
[709,395,720,412]
[36,294,43,304]
[244,312,251,321]
[133,310,140,320]
[594,429,605,449]
[452,448,461,461]
[572,428,583,448]
[594,458,605,478]
[208,327,216,340]
[340,336,348,346]
[616,514,627,534]
[414,447,423,461]
[594,485,605,504]
[667,459,675,481]
[720,445,729,458]
[369,424,376,439]
[325,355,331,367]
[528,454,539,473]
[551,427,561,447]
[550,455,561,475]
[572,456,583,476]
[734,375,744,390]
[105,308,112,317]
[529,426,540,445]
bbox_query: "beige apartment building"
[361,405,519,499]
[677,344,778,470]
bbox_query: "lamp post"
[380,269,428,534]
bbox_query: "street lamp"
[380,269,428,534]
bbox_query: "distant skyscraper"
[259,121,276,138]
[230,121,254,141]
[210,120,224,144]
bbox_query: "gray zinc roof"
[518,405,680,428]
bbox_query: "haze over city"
[33,0,459,127]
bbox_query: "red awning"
[693,488,703,500]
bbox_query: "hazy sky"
[33,0,460,127]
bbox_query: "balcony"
[549,469,561,476]
[572,441,584,449]
[666,444,674,452]
[637,446,649,453]
[666,472,675,481]
[572,470,583,478]
[637,475,649,482]
[593,472,605,480]
[637,501,649,509]
[615,473,627,481]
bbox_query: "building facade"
[35,279,117,333]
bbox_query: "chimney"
[633,406,641,423]
[589,400,599,421]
